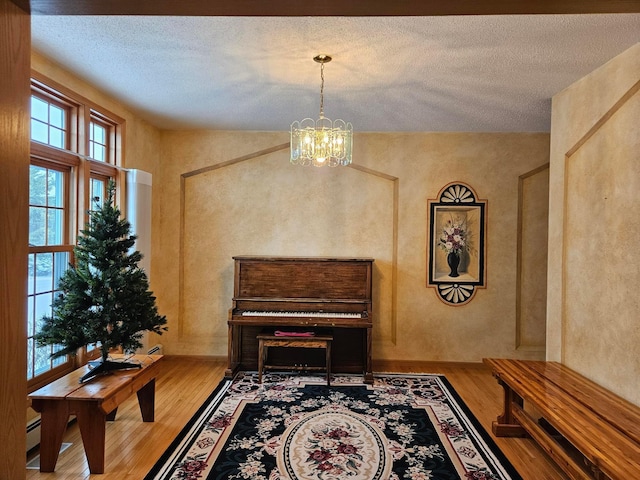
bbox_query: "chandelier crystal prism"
[290,54,353,167]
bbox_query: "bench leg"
[326,341,331,386]
[258,340,265,383]
[492,378,527,437]
[137,378,156,422]
[74,402,107,474]
[38,401,70,472]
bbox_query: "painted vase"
[447,251,460,277]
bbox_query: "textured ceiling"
[31,15,640,132]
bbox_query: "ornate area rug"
[145,372,522,480]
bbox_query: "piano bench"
[257,333,333,385]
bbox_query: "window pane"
[47,169,64,207]
[30,165,47,206]
[90,178,105,210]
[34,252,53,290]
[49,104,64,129]
[27,338,35,380]
[47,208,64,245]
[27,253,36,296]
[92,144,105,161]
[27,296,35,337]
[52,353,66,368]
[31,96,49,122]
[49,127,64,149]
[53,251,70,290]
[35,292,53,329]
[34,345,52,377]
[91,123,105,143]
[29,206,46,246]
[31,119,49,144]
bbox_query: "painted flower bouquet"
[437,216,469,256]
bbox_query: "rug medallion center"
[277,408,392,480]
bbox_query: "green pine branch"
[35,180,167,361]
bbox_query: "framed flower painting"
[427,182,487,305]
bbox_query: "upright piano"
[227,256,374,383]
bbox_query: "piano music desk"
[257,333,333,385]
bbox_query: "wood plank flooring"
[26,357,567,480]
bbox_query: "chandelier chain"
[319,62,325,118]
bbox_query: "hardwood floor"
[26,357,566,479]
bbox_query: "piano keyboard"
[242,311,361,318]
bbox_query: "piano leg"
[225,324,239,379]
[364,326,374,384]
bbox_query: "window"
[28,73,125,390]
[89,110,118,164]
[90,121,107,161]
[27,164,73,381]
[30,95,68,149]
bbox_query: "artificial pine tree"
[35,181,167,382]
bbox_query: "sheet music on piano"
[227,256,374,383]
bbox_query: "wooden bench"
[483,358,640,480]
[29,354,163,474]
[257,333,332,385]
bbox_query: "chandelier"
[290,54,353,167]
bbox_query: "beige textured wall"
[517,165,549,353]
[548,43,640,404]
[155,130,550,362]
[31,50,551,366]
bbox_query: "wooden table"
[257,333,332,385]
[29,354,163,474]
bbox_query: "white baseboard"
[26,416,41,452]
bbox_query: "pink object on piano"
[274,330,316,337]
